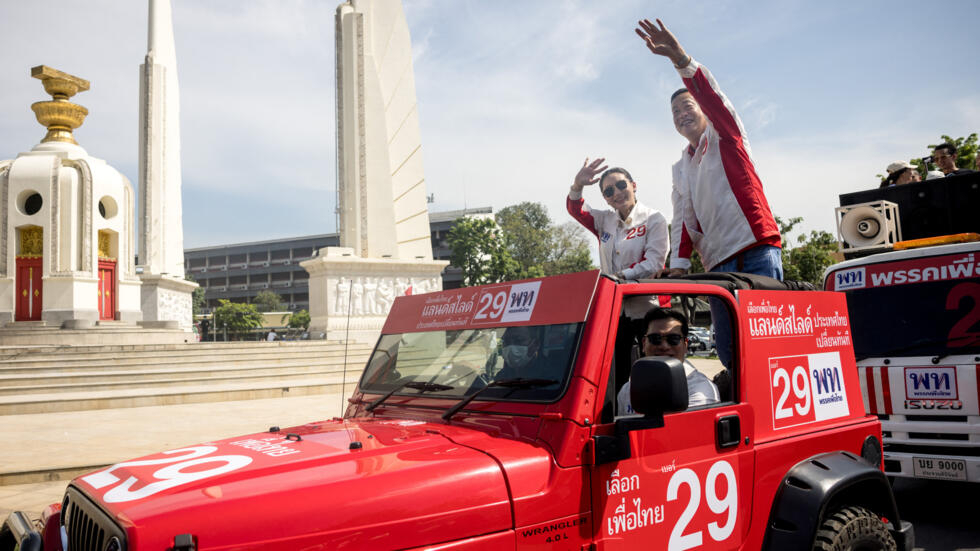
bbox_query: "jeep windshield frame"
[357,322,584,405]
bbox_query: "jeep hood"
[72,418,515,549]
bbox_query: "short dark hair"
[882,167,909,187]
[643,307,689,336]
[934,143,957,156]
[670,88,690,103]
[599,167,634,190]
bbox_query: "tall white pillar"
[304,0,447,344]
[138,0,196,328]
[335,0,436,261]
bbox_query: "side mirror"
[629,356,689,416]
[592,357,690,465]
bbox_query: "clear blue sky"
[2,1,978,252]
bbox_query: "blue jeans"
[709,245,783,369]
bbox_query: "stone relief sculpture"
[363,278,379,314]
[377,279,394,312]
[329,275,446,317]
[334,278,351,313]
[351,279,364,315]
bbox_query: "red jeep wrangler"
[1,271,912,550]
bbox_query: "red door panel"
[98,259,116,321]
[15,257,42,321]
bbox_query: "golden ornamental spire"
[30,65,90,145]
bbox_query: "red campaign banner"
[739,291,860,432]
[382,270,601,334]
[828,250,980,291]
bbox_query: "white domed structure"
[0,66,141,326]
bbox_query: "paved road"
[892,477,980,551]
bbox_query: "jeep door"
[590,289,756,550]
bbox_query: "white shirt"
[617,359,720,416]
[566,194,669,279]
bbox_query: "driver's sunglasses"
[602,180,629,197]
[644,333,684,346]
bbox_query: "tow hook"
[173,533,197,551]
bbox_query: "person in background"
[933,143,976,176]
[267,328,277,342]
[567,158,669,280]
[618,308,719,416]
[880,160,922,187]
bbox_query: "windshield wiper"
[442,378,558,422]
[365,381,454,412]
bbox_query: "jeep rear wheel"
[813,506,896,551]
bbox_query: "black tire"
[812,506,896,551]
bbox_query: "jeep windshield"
[358,322,582,404]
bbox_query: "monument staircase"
[0,340,373,415]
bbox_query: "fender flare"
[762,451,902,550]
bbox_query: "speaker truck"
[825,171,980,484]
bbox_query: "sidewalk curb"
[0,465,106,486]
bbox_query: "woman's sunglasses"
[602,180,630,197]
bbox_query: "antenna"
[340,277,353,417]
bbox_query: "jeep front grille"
[62,485,127,551]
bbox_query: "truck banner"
[382,270,600,333]
[829,251,980,291]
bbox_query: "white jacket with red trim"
[670,59,781,272]
[566,192,668,279]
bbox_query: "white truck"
[824,171,980,483]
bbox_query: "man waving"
[636,19,782,279]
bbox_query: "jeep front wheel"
[813,506,897,551]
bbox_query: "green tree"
[186,275,205,316]
[287,309,311,329]
[447,217,519,286]
[213,299,264,340]
[543,221,595,275]
[253,290,285,312]
[495,202,551,279]
[496,202,595,278]
[777,216,840,286]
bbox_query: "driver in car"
[495,326,553,380]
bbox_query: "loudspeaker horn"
[836,200,901,254]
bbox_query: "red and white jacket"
[670,59,781,272]
[566,192,668,279]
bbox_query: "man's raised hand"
[572,157,608,191]
[635,19,689,68]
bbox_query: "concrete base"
[41,308,99,326]
[61,319,95,329]
[301,247,448,344]
[139,273,197,329]
[0,324,195,346]
[118,308,142,322]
